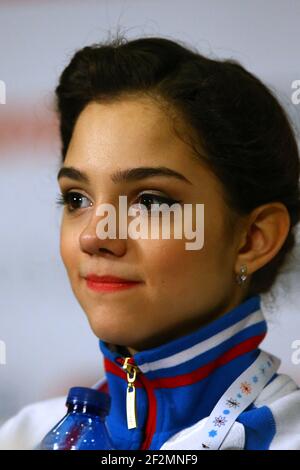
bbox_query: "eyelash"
[55,190,181,213]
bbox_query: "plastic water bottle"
[38,387,115,450]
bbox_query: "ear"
[234,202,291,277]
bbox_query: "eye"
[56,191,92,213]
[133,192,181,213]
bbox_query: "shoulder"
[251,373,300,450]
[0,396,66,450]
[160,373,300,450]
[0,377,107,450]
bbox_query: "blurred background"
[0,0,300,424]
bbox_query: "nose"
[79,206,127,257]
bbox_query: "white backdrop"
[0,0,299,423]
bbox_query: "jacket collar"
[98,294,266,450]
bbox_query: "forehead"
[65,97,193,164]
[63,98,223,198]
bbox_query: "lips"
[84,274,142,292]
[85,274,139,283]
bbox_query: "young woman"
[1,35,300,450]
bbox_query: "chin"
[86,315,143,347]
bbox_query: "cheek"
[60,222,78,273]
[140,238,205,287]
[139,221,225,295]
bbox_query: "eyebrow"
[57,165,192,185]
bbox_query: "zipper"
[122,357,140,429]
[118,355,157,449]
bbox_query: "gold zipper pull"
[123,357,139,429]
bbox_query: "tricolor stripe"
[103,332,265,389]
[137,308,264,373]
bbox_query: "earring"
[236,264,248,285]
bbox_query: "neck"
[98,294,266,450]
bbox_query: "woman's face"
[58,97,246,353]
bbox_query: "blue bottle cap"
[66,387,111,414]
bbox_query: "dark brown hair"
[55,34,300,296]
